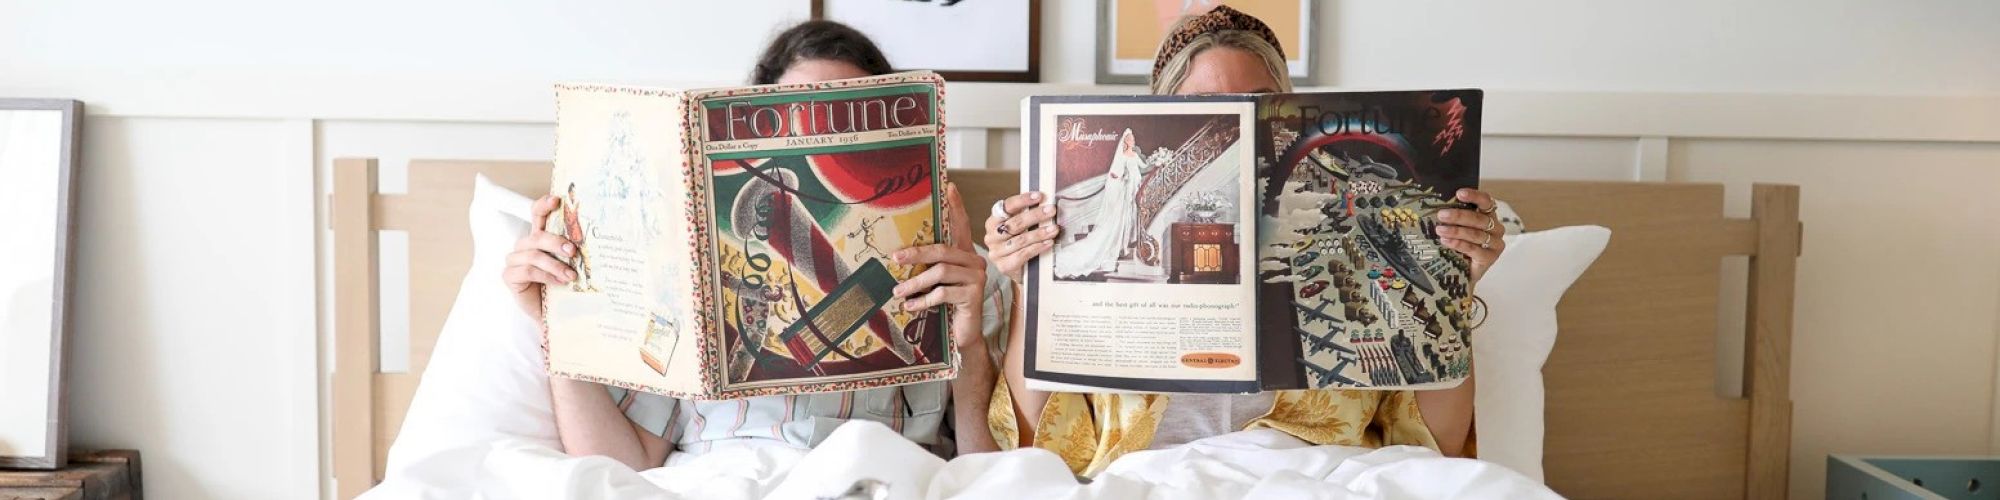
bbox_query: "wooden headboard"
[330,158,1800,499]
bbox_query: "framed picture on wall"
[0,98,82,470]
[814,0,1041,83]
[1097,0,1316,85]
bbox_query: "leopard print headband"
[1151,5,1288,84]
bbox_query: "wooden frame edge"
[331,158,381,499]
[1745,183,1801,498]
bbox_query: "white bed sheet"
[359,421,1560,500]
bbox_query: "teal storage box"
[1828,455,1999,500]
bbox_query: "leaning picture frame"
[1097,0,1316,85]
[0,98,82,470]
[814,0,1041,83]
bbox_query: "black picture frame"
[812,0,1042,83]
[0,98,81,470]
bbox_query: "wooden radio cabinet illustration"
[1168,222,1237,284]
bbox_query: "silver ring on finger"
[990,200,1011,219]
[1478,203,1497,215]
[1480,233,1493,250]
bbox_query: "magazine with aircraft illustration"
[542,72,956,400]
[1021,89,1483,392]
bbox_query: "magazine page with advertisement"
[1021,95,1262,393]
[1018,89,1484,394]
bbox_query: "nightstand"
[0,450,141,500]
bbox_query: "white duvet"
[359,421,1559,500]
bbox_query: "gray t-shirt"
[1148,392,1279,450]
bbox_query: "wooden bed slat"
[371,373,421,479]
[331,159,380,500]
[329,161,1800,499]
[1746,184,1801,499]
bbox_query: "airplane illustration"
[1292,299,1342,327]
[1296,326,1353,357]
[1300,358,1360,387]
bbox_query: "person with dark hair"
[750,20,894,86]
[502,20,1003,471]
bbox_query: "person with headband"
[980,6,1503,476]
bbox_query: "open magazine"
[542,72,956,400]
[1022,90,1482,393]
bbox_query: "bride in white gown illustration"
[1053,129,1148,278]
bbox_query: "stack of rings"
[991,200,1013,237]
[1478,204,1498,249]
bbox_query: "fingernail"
[903,300,919,311]
[1046,226,1059,235]
[1043,205,1055,214]
[1438,211,1453,221]
[564,244,575,255]
[1030,192,1043,200]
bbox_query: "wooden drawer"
[0,451,141,500]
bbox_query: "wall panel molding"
[8,73,1995,143]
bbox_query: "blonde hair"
[1149,23,1294,95]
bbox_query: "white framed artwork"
[815,0,1041,82]
[0,98,81,470]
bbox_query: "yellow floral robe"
[987,378,1464,477]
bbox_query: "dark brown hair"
[751,20,894,85]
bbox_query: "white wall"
[3,1,1996,498]
[62,116,319,498]
[1328,0,2000,96]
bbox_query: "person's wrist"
[955,332,989,355]
[954,335,992,367]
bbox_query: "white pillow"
[1471,225,1611,482]
[383,174,557,473]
